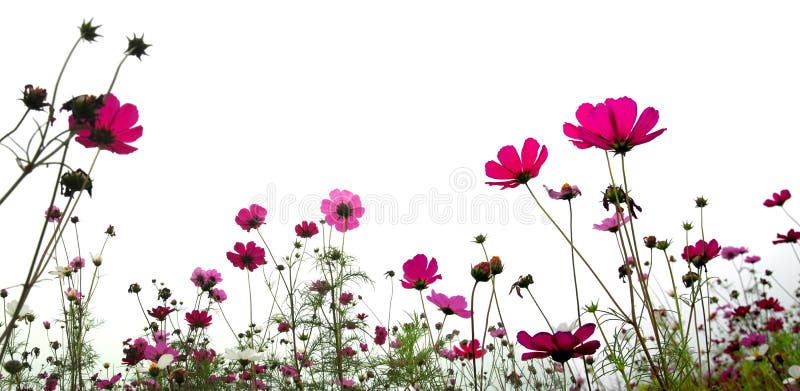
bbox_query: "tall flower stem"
[469,281,479,391]
[524,288,553,333]
[246,271,254,349]
[419,291,436,349]
[567,199,591,391]
[781,206,800,228]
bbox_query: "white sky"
[1,1,799,370]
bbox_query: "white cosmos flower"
[5,299,33,319]
[48,266,73,279]
[223,348,265,362]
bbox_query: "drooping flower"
[147,306,175,321]
[563,96,666,155]
[426,290,471,318]
[400,254,442,290]
[592,213,630,233]
[73,93,142,155]
[681,239,721,269]
[517,323,600,363]
[235,204,267,232]
[773,229,800,244]
[453,339,486,360]
[185,309,212,329]
[226,241,266,271]
[295,221,319,238]
[545,183,581,200]
[321,189,365,232]
[485,137,548,190]
[764,189,791,207]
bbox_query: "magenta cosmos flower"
[681,239,721,269]
[764,189,791,207]
[545,183,582,200]
[592,213,630,233]
[773,229,800,244]
[235,204,267,232]
[517,323,600,363]
[426,290,471,318]
[400,254,442,290]
[185,309,212,329]
[226,241,266,271]
[321,189,365,232]
[94,373,122,390]
[563,96,666,155]
[485,137,548,190]
[295,221,319,238]
[453,339,486,360]
[73,94,142,155]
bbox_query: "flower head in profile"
[94,373,122,390]
[744,255,761,264]
[453,339,486,360]
[545,183,582,200]
[45,206,62,222]
[764,189,791,207]
[593,213,630,233]
[721,246,748,260]
[517,323,600,363]
[485,138,548,190]
[773,229,800,245]
[563,96,666,155]
[210,288,227,303]
[426,290,471,318]
[185,309,212,329]
[226,241,266,271]
[147,306,175,321]
[73,93,142,155]
[321,189,365,232]
[235,204,267,232]
[681,239,721,269]
[295,221,319,238]
[400,254,442,290]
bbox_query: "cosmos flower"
[400,254,442,290]
[517,323,600,363]
[321,189,365,232]
[73,93,142,154]
[235,204,267,232]
[764,189,791,207]
[226,241,266,272]
[426,290,471,318]
[485,137,548,190]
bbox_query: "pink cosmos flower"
[682,239,721,269]
[764,189,791,207]
[190,267,223,290]
[773,229,800,244]
[210,288,227,303]
[755,297,784,312]
[374,326,388,345]
[400,254,443,290]
[94,373,122,390]
[235,204,267,232]
[545,183,582,200]
[45,205,62,222]
[65,288,82,302]
[490,327,507,339]
[70,256,86,270]
[592,213,630,233]
[721,246,748,260]
[280,365,298,378]
[485,137,548,190]
[73,94,142,154]
[563,96,666,155]
[185,309,212,329]
[226,241,266,271]
[517,323,600,363]
[278,322,291,333]
[147,306,175,321]
[453,339,486,360]
[321,189,365,232]
[295,221,319,238]
[144,341,179,363]
[740,332,767,348]
[744,255,761,264]
[426,290,471,318]
[339,292,354,306]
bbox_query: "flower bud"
[21,85,48,111]
[0,289,7,298]
[125,34,152,59]
[60,169,93,198]
[643,236,657,249]
[489,256,503,275]
[61,94,103,126]
[128,283,141,294]
[92,255,102,267]
[471,262,492,282]
[682,271,700,288]
[79,19,102,42]
[656,240,671,251]
[472,234,487,244]
[695,197,709,208]
[3,359,23,374]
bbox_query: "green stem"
[469,281,479,391]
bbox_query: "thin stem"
[107,55,129,94]
[525,288,554,333]
[469,281,479,391]
[781,206,800,228]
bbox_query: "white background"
[1,1,799,370]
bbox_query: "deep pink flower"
[192,348,216,363]
[453,339,486,360]
[490,328,507,339]
[190,267,223,291]
[733,305,751,318]
[147,306,175,321]
[73,94,142,154]
[681,239,721,269]
[755,297,784,312]
[773,229,800,244]
[400,254,442,290]
[94,373,122,390]
[360,342,369,352]
[374,326,388,345]
[592,213,630,233]
[45,205,62,222]
[766,317,784,332]
[210,288,227,303]
[721,246,748,260]
[339,292,354,306]
[321,189,365,232]
[65,288,82,302]
[563,96,666,155]
[295,221,319,238]
[235,204,267,232]
[280,365,297,378]
[226,241,266,271]
[764,189,791,207]
[309,280,331,296]
[740,332,767,348]
[144,341,179,363]
[426,290,471,318]
[517,323,600,363]
[278,322,291,333]
[185,309,212,329]
[122,337,148,366]
[70,256,86,270]
[485,137,548,190]
[545,183,582,200]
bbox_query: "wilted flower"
[21,85,48,111]
[60,169,93,198]
[509,274,534,297]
